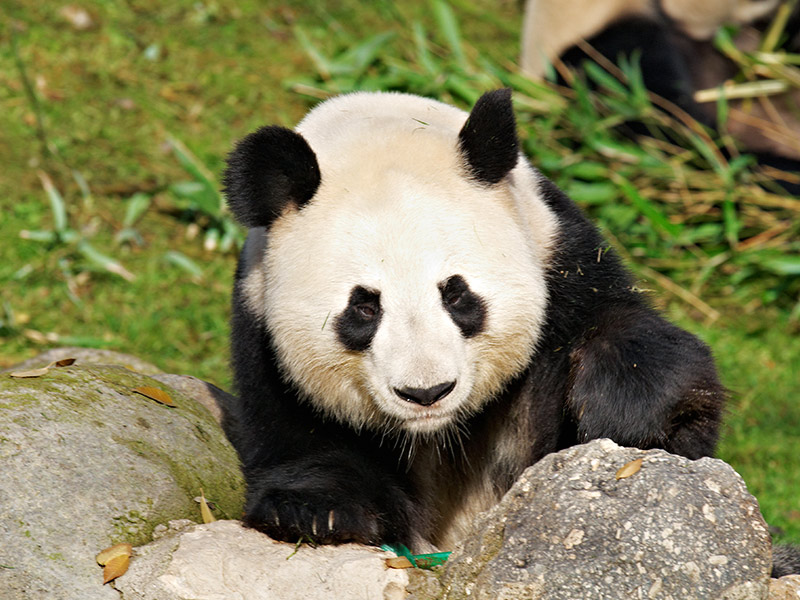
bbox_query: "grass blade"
[432,0,468,71]
[37,171,67,234]
[77,240,135,281]
[164,250,204,280]
[616,176,682,238]
[167,135,222,215]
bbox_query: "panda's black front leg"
[225,284,426,548]
[566,305,726,459]
[242,450,423,546]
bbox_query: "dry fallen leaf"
[615,458,644,480]
[9,367,51,378]
[132,386,175,406]
[102,555,129,584]
[96,543,132,585]
[385,556,414,569]
[96,543,132,565]
[199,489,216,524]
[8,357,76,378]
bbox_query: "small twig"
[737,222,793,251]
[694,79,788,103]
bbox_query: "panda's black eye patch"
[439,275,486,338]
[335,286,382,352]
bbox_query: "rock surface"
[1,351,786,599]
[440,439,773,600]
[0,355,244,600]
[768,575,800,599]
[115,519,412,600]
[5,347,164,376]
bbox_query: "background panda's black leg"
[220,267,427,547]
[565,305,726,459]
[559,16,704,126]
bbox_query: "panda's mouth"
[385,394,462,433]
[402,409,457,433]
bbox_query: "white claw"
[328,510,335,531]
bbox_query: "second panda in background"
[521,0,800,193]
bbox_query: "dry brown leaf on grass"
[9,357,77,378]
[615,458,644,480]
[132,386,175,406]
[96,543,132,585]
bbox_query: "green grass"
[1,1,798,542]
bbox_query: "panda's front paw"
[243,490,383,545]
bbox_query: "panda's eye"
[335,285,382,352]
[355,302,378,320]
[438,275,487,338]
[444,288,464,307]
[347,286,381,321]
[441,276,467,307]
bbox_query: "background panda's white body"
[222,90,726,552]
[521,0,781,79]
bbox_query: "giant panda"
[520,0,800,193]
[220,89,731,554]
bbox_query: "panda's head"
[224,90,558,437]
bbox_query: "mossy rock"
[0,357,244,600]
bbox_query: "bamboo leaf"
[77,241,135,281]
[37,171,67,234]
[616,177,682,238]
[432,0,468,71]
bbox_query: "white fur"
[520,0,780,78]
[242,92,559,436]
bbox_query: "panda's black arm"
[565,304,725,459]
[222,284,426,547]
[536,177,725,459]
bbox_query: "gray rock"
[114,519,411,600]
[150,374,231,425]
[0,360,245,599]
[768,574,800,599]
[4,347,164,376]
[441,439,772,600]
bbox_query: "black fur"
[222,125,321,228]
[458,88,519,184]
[335,286,382,352]
[560,16,701,124]
[221,92,729,551]
[559,15,800,195]
[224,250,424,544]
[439,274,487,338]
[772,545,800,578]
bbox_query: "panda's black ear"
[458,89,519,185]
[223,125,321,228]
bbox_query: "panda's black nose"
[394,381,456,406]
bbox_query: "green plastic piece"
[381,544,451,569]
